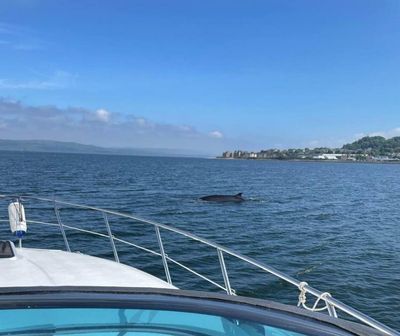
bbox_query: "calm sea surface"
[0,151,399,330]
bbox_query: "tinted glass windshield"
[0,307,307,336]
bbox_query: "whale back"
[200,193,244,202]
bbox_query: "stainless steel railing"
[0,194,397,336]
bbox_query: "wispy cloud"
[0,22,18,35]
[0,99,230,154]
[0,22,43,51]
[209,130,223,139]
[12,42,42,51]
[0,71,77,90]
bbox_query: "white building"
[313,153,345,160]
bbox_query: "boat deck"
[0,247,176,289]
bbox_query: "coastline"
[215,157,400,164]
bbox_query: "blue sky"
[0,0,399,154]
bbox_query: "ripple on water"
[0,153,399,330]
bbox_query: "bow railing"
[0,194,397,336]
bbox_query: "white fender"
[8,202,27,237]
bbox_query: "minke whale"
[200,193,245,202]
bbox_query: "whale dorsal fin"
[236,193,243,197]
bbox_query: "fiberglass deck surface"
[0,247,175,289]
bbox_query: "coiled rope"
[297,281,334,313]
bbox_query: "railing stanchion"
[327,302,338,318]
[217,248,232,295]
[103,212,119,263]
[155,225,172,284]
[54,201,71,252]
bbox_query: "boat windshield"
[0,307,334,336]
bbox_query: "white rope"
[297,281,333,313]
[297,281,309,308]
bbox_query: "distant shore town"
[218,136,400,162]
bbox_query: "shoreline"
[215,157,400,164]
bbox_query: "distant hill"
[342,136,400,155]
[0,139,209,157]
